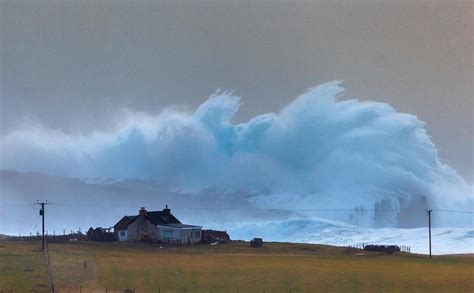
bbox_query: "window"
[163,230,174,240]
[193,230,201,238]
[120,230,126,237]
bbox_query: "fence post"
[106,286,108,293]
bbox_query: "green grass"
[0,241,49,292]
[1,241,473,292]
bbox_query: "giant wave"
[1,81,472,233]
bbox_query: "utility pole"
[35,200,51,252]
[426,209,432,259]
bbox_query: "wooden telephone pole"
[35,200,51,252]
[426,209,432,259]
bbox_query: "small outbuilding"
[113,206,202,245]
[201,230,231,244]
[87,227,114,242]
[364,244,400,254]
[250,237,263,247]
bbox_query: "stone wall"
[127,216,158,242]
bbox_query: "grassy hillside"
[0,240,473,292]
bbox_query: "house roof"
[113,215,135,229]
[124,216,135,221]
[114,209,182,228]
[145,211,181,225]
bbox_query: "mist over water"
[1,82,472,247]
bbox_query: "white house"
[113,206,202,244]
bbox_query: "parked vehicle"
[250,237,263,247]
[140,234,151,243]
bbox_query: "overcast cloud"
[1,1,472,180]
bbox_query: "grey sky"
[1,1,472,180]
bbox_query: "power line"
[174,207,426,212]
[1,202,472,213]
[432,209,474,214]
[40,204,435,212]
[53,203,137,208]
[51,204,474,214]
[33,213,41,233]
[0,203,35,207]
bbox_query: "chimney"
[163,204,170,215]
[139,207,147,218]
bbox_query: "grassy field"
[0,240,473,292]
[0,241,50,291]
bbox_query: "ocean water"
[212,218,473,255]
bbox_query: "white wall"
[156,226,201,244]
[118,229,128,242]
